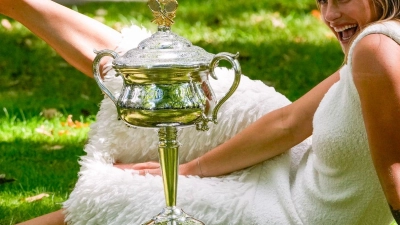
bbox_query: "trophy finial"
[148,0,178,27]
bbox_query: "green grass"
[0,116,92,223]
[0,0,396,224]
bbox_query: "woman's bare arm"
[0,0,121,77]
[352,33,400,222]
[179,70,340,177]
[127,70,340,177]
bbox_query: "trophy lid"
[113,0,214,70]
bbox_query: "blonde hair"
[373,0,400,21]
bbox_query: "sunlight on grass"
[0,114,89,223]
[0,109,93,143]
[0,109,92,223]
[173,10,331,46]
[0,191,67,224]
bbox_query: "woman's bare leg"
[0,0,121,77]
[16,209,65,225]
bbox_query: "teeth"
[333,24,357,32]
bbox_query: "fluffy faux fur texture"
[63,25,311,224]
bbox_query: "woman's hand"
[114,161,162,176]
[113,158,203,177]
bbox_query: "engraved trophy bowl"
[92,0,241,224]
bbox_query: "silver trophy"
[92,0,241,224]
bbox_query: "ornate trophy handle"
[93,49,119,105]
[209,52,241,122]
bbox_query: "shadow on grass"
[196,39,343,101]
[0,138,85,223]
[0,138,84,192]
[0,29,103,120]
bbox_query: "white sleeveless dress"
[63,22,397,224]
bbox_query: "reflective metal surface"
[143,207,204,225]
[93,51,241,130]
[92,0,241,224]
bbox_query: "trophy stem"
[158,126,179,207]
[142,126,204,225]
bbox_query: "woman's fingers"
[134,162,162,175]
[141,167,162,176]
[113,163,134,170]
[113,161,162,176]
[131,161,160,170]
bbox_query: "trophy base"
[142,207,205,225]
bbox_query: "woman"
[2,0,399,224]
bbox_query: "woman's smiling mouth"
[333,24,358,42]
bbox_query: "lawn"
[0,0,396,224]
